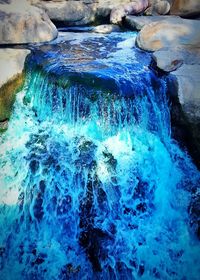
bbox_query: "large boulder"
[30,0,134,25]
[0,48,30,129]
[170,0,200,17]
[110,0,149,24]
[31,0,97,26]
[145,0,171,15]
[0,0,58,44]
[96,0,131,19]
[125,15,179,30]
[136,17,200,51]
[152,47,200,72]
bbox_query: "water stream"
[0,31,200,279]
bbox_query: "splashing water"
[0,32,200,280]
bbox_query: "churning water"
[0,31,200,280]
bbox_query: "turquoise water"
[0,32,200,279]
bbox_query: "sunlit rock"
[136,17,200,51]
[96,0,131,19]
[152,46,200,71]
[110,0,149,24]
[125,15,179,31]
[93,24,121,33]
[31,0,97,26]
[0,0,58,44]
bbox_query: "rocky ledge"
[0,49,30,131]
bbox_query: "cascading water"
[0,31,200,280]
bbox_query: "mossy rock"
[0,71,25,122]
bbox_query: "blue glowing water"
[0,31,200,280]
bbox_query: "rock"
[172,64,200,123]
[96,0,131,19]
[0,1,58,44]
[0,119,8,131]
[136,17,200,51]
[125,15,179,31]
[171,63,200,167]
[170,0,200,17]
[152,47,200,72]
[0,0,11,3]
[32,0,97,26]
[110,0,149,24]
[32,0,131,24]
[145,0,171,16]
[0,48,30,122]
[0,49,30,88]
[93,24,121,33]
[153,50,183,72]
[154,0,170,15]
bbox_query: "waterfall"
[0,31,200,280]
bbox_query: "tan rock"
[171,0,200,17]
[125,15,179,31]
[172,64,200,123]
[0,1,58,44]
[154,0,170,15]
[93,24,121,33]
[145,0,171,15]
[110,0,149,24]
[96,0,131,19]
[136,17,200,51]
[0,49,30,88]
[34,0,97,25]
[152,47,200,72]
